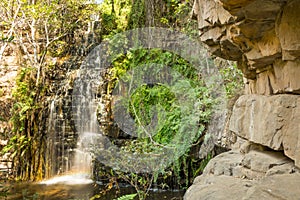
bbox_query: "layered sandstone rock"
[193,0,300,163]
[195,0,300,95]
[230,94,300,166]
[187,0,300,199]
[0,53,18,143]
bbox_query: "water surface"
[1,174,184,200]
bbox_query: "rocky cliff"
[0,50,18,173]
[185,0,300,199]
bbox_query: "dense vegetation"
[0,0,243,199]
[0,0,103,180]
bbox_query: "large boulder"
[229,94,300,167]
[184,150,300,200]
[185,173,300,200]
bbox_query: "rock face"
[0,55,18,174]
[184,150,300,200]
[195,0,300,95]
[0,55,18,136]
[187,0,300,199]
[230,94,300,167]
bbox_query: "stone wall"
[0,55,18,135]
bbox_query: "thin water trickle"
[47,100,57,177]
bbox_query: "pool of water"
[1,174,184,200]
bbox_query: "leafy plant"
[216,59,244,99]
[99,47,215,199]
[115,193,137,200]
[0,184,9,199]
[0,88,4,97]
[21,189,39,200]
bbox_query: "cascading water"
[46,95,73,176]
[71,75,102,173]
[41,71,103,184]
[36,11,108,185]
[46,100,56,177]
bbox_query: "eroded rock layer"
[194,0,300,163]
[186,0,300,199]
[195,0,300,95]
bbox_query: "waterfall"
[46,96,73,176]
[46,100,56,177]
[71,78,102,175]
[42,74,103,184]
[45,73,102,176]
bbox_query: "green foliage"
[10,67,35,133]
[42,0,102,56]
[108,47,214,195]
[0,184,9,199]
[21,189,39,200]
[126,0,197,33]
[113,171,153,200]
[0,35,14,42]
[115,193,137,200]
[127,0,145,29]
[219,62,244,99]
[159,0,198,36]
[114,0,132,30]
[0,88,4,97]
[128,85,175,139]
[100,0,132,37]
[191,153,211,179]
[0,67,36,180]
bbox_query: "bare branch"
[0,2,21,61]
